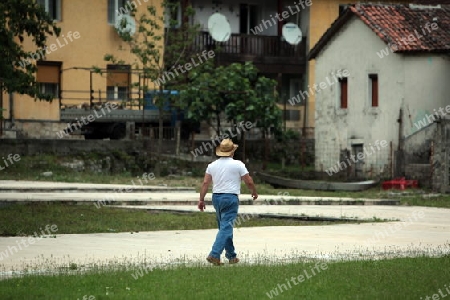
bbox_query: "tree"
[0,0,60,100]
[101,0,201,175]
[181,61,283,159]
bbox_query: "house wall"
[313,15,449,178]
[403,55,450,137]
[1,0,164,123]
[306,0,411,132]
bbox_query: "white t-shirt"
[206,157,249,194]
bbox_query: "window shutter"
[107,71,129,87]
[37,64,60,83]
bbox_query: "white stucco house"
[308,3,450,179]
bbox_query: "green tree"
[182,61,282,135]
[0,0,60,100]
[101,0,201,175]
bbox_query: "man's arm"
[198,173,212,211]
[242,173,258,200]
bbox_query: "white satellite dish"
[115,14,136,36]
[207,13,231,42]
[282,23,302,45]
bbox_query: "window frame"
[37,0,62,21]
[36,61,62,100]
[369,74,379,107]
[285,109,301,122]
[338,77,348,109]
[106,64,131,101]
[108,0,129,25]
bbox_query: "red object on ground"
[382,177,418,190]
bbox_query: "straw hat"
[216,139,238,157]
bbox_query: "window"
[240,4,258,34]
[37,62,61,99]
[369,74,378,107]
[106,65,130,101]
[107,86,128,100]
[108,0,129,25]
[37,0,61,21]
[39,83,59,98]
[290,78,302,104]
[165,0,182,28]
[339,77,348,109]
[285,110,301,121]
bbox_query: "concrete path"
[0,180,195,192]
[0,180,397,205]
[0,180,449,277]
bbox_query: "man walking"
[198,138,258,265]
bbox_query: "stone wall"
[189,138,315,165]
[402,118,450,192]
[403,123,435,164]
[404,164,431,188]
[1,120,83,139]
[0,138,315,177]
[0,139,165,156]
[431,119,450,193]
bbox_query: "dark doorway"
[352,144,364,178]
[240,4,258,34]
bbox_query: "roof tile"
[350,4,450,52]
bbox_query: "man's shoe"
[206,256,223,266]
[229,258,239,264]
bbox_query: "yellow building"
[1,0,165,139]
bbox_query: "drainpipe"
[397,108,403,177]
[397,108,403,151]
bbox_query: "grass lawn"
[0,203,358,236]
[0,256,449,299]
[0,158,448,299]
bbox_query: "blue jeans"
[209,193,239,260]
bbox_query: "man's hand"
[198,200,206,212]
[242,174,258,201]
[198,173,212,212]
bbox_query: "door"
[352,144,364,178]
[240,4,259,54]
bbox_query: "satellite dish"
[208,13,231,42]
[282,23,302,45]
[115,14,136,36]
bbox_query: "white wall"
[403,55,450,136]
[313,15,450,177]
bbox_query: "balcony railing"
[193,31,307,60]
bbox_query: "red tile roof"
[309,4,450,59]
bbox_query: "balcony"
[193,31,307,73]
